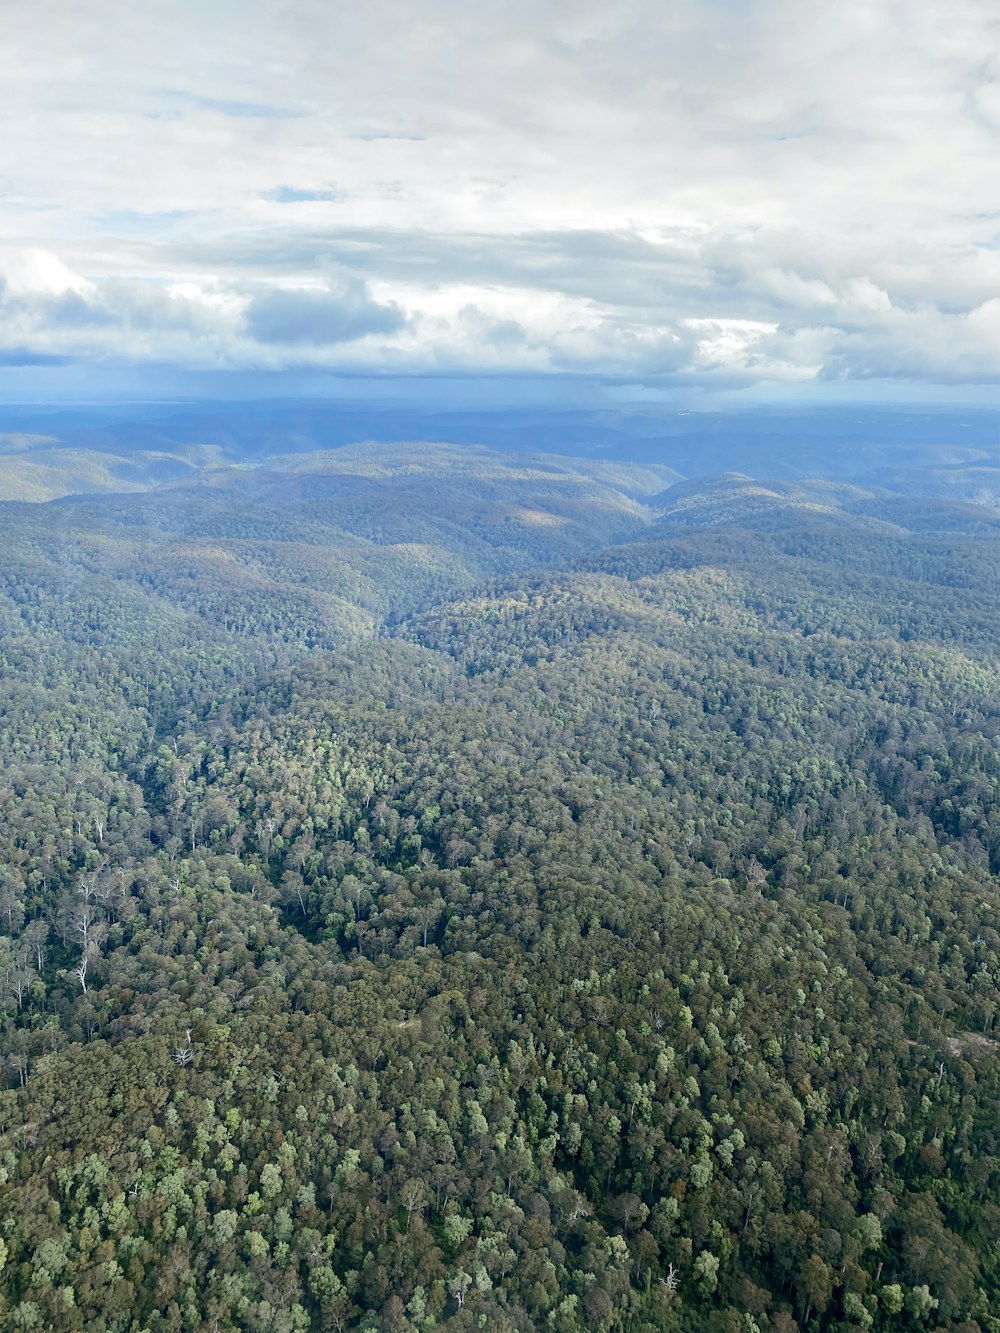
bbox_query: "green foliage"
[0,451,997,1329]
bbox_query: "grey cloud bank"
[0,0,997,402]
[243,280,407,346]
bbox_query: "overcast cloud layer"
[1,0,998,399]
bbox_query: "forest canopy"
[0,442,997,1332]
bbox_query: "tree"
[798,1254,833,1325]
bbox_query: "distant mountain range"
[0,401,995,503]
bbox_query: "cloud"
[0,0,996,396]
[0,247,95,298]
[243,279,406,345]
[814,299,1000,383]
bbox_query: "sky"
[0,0,998,406]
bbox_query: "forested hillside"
[0,444,998,1331]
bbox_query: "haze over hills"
[0,402,995,504]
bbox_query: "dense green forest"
[0,442,998,1331]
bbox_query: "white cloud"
[0,248,95,298]
[0,0,997,392]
